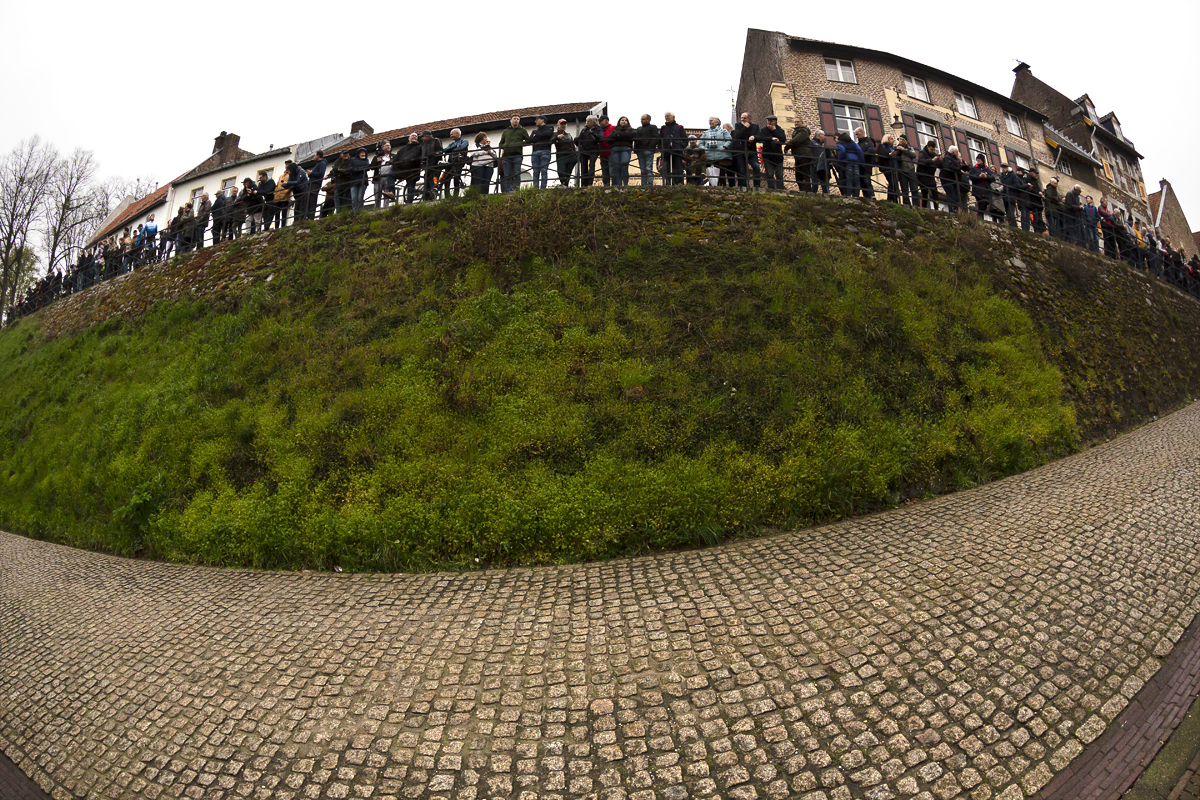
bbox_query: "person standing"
[553,119,578,187]
[279,160,307,226]
[527,114,555,189]
[598,115,615,186]
[938,146,967,212]
[499,115,529,193]
[372,142,394,208]
[469,132,498,194]
[758,115,787,190]
[1082,195,1100,251]
[892,135,918,206]
[418,132,442,200]
[968,155,995,220]
[732,112,761,190]
[854,126,877,199]
[303,150,327,221]
[1043,177,1063,239]
[998,163,1021,227]
[443,129,469,196]
[634,114,659,186]
[193,192,212,249]
[227,188,247,240]
[660,112,687,186]
[699,117,733,187]
[608,116,636,187]
[576,115,602,188]
[786,122,815,192]
[394,133,422,204]
[835,132,864,197]
[1024,169,1046,233]
[877,134,898,203]
[917,141,941,209]
[330,152,354,213]
[257,171,277,229]
[1063,185,1083,246]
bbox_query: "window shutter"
[1138,181,1147,202]
[1004,146,1018,168]
[954,129,970,159]
[940,122,955,153]
[988,141,1002,168]
[901,112,918,146]
[1101,157,1113,181]
[817,99,836,136]
[865,105,885,141]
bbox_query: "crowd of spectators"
[7,111,1199,321]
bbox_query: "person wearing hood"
[329,151,354,213]
[835,131,864,197]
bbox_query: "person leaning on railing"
[393,133,422,204]
[418,132,442,201]
[371,142,394,208]
[575,116,602,188]
[443,129,469,196]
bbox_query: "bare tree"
[0,135,58,313]
[39,147,99,273]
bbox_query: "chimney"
[1013,62,1031,74]
[350,120,374,136]
[212,131,241,163]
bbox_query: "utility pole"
[728,86,736,119]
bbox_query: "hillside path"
[3,405,1200,800]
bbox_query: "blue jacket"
[836,133,864,164]
[699,125,732,162]
[308,158,327,189]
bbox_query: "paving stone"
[3,404,1200,799]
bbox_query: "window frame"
[964,135,988,166]
[830,103,866,136]
[1013,152,1031,170]
[220,177,237,196]
[190,187,204,203]
[954,92,979,119]
[824,58,857,84]
[1055,152,1073,176]
[913,118,941,152]
[1004,112,1023,137]
[903,74,931,103]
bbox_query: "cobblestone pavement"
[3,405,1200,800]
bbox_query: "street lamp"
[891,115,905,134]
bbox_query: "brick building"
[1010,64,1150,225]
[1147,180,1197,259]
[735,31,1074,198]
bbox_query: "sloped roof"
[87,184,169,247]
[173,146,292,185]
[321,101,604,157]
[1043,124,1102,167]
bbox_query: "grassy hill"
[1,188,1196,572]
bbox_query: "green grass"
[0,189,1077,571]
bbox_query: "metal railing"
[8,135,1199,323]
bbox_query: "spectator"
[258,171,277,229]
[527,114,555,190]
[303,150,328,221]
[813,130,832,194]
[1082,195,1100,251]
[835,131,864,198]
[786,122,815,192]
[598,116,614,186]
[372,142,394,208]
[684,135,706,185]
[938,146,967,212]
[350,148,372,210]
[143,213,158,255]
[194,192,212,249]
[210,191,228,244]
[732,112,761,190]
[443,129,469,196]
[877,134,898,203]
[892,135,918,207]
[469,132,498,194]
[393,133,422,204]
[609,116,636,187]
[916,141,941,209]
[699,117,733,187]
[418,132,442,201]
[660,112,687,186]
[758,115,787,191]
[1044,177,1063,239]
[968,155,995,220]
[177,202,195,252]
[1063,185,1083,246]
[576,115,602,188]
[499,115,529,193]
[1024,169,1046,233]
[330,152,354,213]
[553,119,578,188]
[279,160,308,226]
[634,114,659,187]
[229,185,249,237]
[854,127,877,199]
[999,163,1021,227]
[1098,199,1116,258]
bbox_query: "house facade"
[736,31,1067,197]
[1010,65,1150,225]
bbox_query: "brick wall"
[1149,181,1198,259]
[735,30,786,128]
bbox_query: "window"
[1013,152,1031,170]
[964,135,987,165]
[903,74,930,102]
[190,188,203,202]
[914,119,940,152]
[824,58,857,83]
[1111,119,1123,139]
[1004,112,1023,137]
[260,168,274,181]
[1056,153,1072,176]
[221,177,237,196]
[954,92,978,119]
[831,103,865,135]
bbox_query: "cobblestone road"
[3,404,1200,800]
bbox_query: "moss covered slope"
[1,188,1196,571]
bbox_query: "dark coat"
[393,143,422,177]
[758,125,787,162]
[307,158,327,189]
[609,126,636,148]
[528,124,555,153]
[576,126,603,156]
[917,147,941,182]
[211,193,228,223]
[732,122,759,156]
[939,151,967,183]
[969,165,995,200]
[660,121,687,153]
[634,123,660,152]
[419,138,443,171]
[1000,169,1023,199]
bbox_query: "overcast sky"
[2,0,1196,232]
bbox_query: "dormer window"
[1111,118,1124,139]
[824,58,857,83]
[903,74,930,103]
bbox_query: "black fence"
[7,135,1199,324]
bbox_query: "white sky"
[2,0,1197,233]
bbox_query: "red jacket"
[599,124,615,158]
